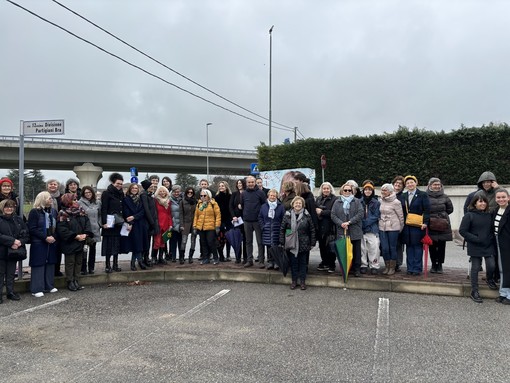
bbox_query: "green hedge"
[257,123,510,186]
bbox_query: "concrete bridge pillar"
[73,162,103,188]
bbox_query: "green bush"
[257,123,510,186]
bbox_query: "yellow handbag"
[405,200,423,227]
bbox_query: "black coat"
[279,210,316,253]
[494,206,510,288]
[315,194,337,238]
[27,207,58,267]
[141,191,159,236]
[401,189,430,245]
[0,214,30,261]
[101,184,124,237]
[459,210,494,258]
[56,214,93,255]
[215,192,232,227]
[229,190,243,219]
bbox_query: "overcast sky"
[2,0,510,187]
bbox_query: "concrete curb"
[14,268,499,299]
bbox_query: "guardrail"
[0,135,257,156]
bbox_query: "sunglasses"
[200,194,207,197]
[343,189,353,192]
[187,191,194,194]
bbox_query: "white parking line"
[1,298,70,320]
[371,297,390,382]
[70,289,231,382]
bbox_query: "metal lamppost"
[268,25,274,147]
[206,122,212,181]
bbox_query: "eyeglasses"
[200,195,207,197]
[343,189,352,192]
[187,191,194,194]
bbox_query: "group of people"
[0,169,509,303]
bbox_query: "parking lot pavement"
[1,281,508,383]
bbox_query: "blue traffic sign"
[130,176,139,183]
[250,163,260,175]
[130,167,138,177]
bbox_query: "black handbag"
[7,247,27,261]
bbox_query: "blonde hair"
[291,196,305,209]
[267,188,279,198]
[33,191,51,209]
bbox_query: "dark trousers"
[406,244,423,273]
[289,250,308,283]
[396,235,404,266]
[30,264,55,293]
[64,252,82,283]
[351,239,362,272]
[380,230,399,261]
[319,236,336,268]
[0,259,17,295]
[81,242,97,273]
[54,243,63,274]
[199,230,218,261]
[470,256,495,291]
[169,231,184,260]
[429,240,446,265]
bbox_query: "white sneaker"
[49,288,58,293]
[32,292,44,298]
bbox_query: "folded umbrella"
[421,227,433,279]
[333,229,353,283]
[225,228,242,260]
[269,245,289,277]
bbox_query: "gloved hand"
[215,227,220,236]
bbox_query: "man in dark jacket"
[240,176,266,267]
[464,171,501,214]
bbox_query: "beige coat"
[378,192,404,232]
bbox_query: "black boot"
[68,281,77,291]
[138,258,147,270]
[105,256,113,273]
[158,248,167,265]
[130,259,137,271]
[74,280,84,290]
[151,248,158,266]
[188,249,194,264]
[164,244,171,261]
[113,255,122,272]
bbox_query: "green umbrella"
[333,229,353,283]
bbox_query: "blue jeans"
[380,230,399,261]
[406,244,423,273]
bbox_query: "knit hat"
[427,177,441,187]
[362,181,375,190]
[141,179,151,191]
[0,177,14,187]
[404,175,418,184]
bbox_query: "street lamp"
[206,122,212,181]
[268,25,274,147]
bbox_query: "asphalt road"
[1,281,508,383]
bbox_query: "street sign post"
[320,154,326,184]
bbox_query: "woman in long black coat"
[0,199,29,303]
[28,191,58,297]
[121,183,149,271]
[101,172,124,273]
[494,189,510,304]
[315,182,337,273]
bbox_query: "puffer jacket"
[459,209,494,258]
[427,189,453,241]
[279,209,316,252]
[179,197,196,236]
[378,192,404,232]
[170,195,181,232]
[193,199,221,231]
[258,200,285,246]
[361,197,380,234]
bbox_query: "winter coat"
[215,192,232,228]
[78,198,101,242]
[315,194,338,238]
[463,171,501,213]
[120,196,149,254]
[56,214,93,255]
[258,200,285,246]
[140,191,159,236]
[170,195,182,232]
[301,191,319,231]
[279,209,316,252]
[426,189,453,242]
[401,188,430,245]
[459,210,494,258]
[229,190,243,219]
[0,214,29,261]
[331,197,364,241]
[27,207,58,267]
[378,192,404,232]
[281,191,296,211]
[155,200,173,234]
[494,206,510,288]
[100,184,124,237]
[361,197,380,235]
[241,187,266,222]
[179,197,196,236]
[193,200,221,231]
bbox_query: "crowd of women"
[0,169,509,304]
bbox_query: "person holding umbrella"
[279,196,316,290]
[331,183,364,277]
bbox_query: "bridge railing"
[1,135,257,156]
